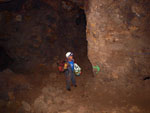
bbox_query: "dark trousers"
[65,68,76,90]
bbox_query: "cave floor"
[0,59,150,113]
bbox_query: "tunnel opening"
[58,5,88,61]
[75,8,86,26]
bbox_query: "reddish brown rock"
[85,0,150,80]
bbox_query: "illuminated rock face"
[86,0,150,80]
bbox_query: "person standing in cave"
[64,52,77,91]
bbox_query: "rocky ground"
[0,58,94,113]
[0,59,150,113]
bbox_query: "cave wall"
[86,0,150,80]
[0,0,87,73]
[0,0,60,73]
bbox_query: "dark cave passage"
[57,6,88,60]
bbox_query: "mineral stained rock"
[86,0,150,80]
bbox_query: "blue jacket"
[68,60,74,71]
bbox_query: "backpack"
[57,60,81,76]
[57,60,66,72]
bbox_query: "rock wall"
[86,0,150,81]
[0,0,88,73]
[0,0,60,72]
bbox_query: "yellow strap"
[64,63,68,69]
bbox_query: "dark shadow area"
[56,4,93,77]
[143,76,150,80]
[0,46,13,72]
[0,0,26,11]
[75,8,86,26]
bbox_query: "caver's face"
[68,56,73,61]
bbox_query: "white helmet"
[66,52,73,58]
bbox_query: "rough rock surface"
[86,0,150,82]
[85,0,150,112]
